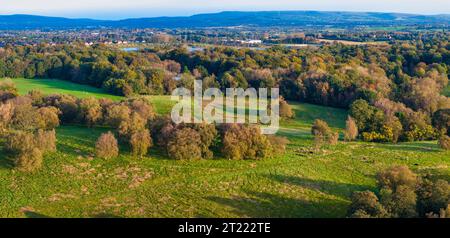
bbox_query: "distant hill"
[0,11,449,29]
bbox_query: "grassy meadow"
[1,78,123,101]
[0,79,449,218]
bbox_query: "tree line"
[348,165,449,218]
[0,80,288,172]
[0,35,449,142]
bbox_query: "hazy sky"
[0,0,449,19]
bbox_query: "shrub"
[105,104,131,128]
[222,124,271,160]
[130,130,153,157]
[4,131,35,154]
[37,107,60,130]
[267,135,290,156]
[432,109,450,135]
[28,90,44,106]
[44,94,79,123]
[118,112,147,141]
[14,148,43,173]
[383,116,403,143]
[379,185,417,218]
[127,98,155,121]
[361,116,403,143]
[95,132,119,159]
[350,166,449,218]
[403,124,437,142]
[279,97,295,119]
[167,127,202,160]
[417,179,450,217]
[0,78,18,102]
[348,191,387,218]
[149,116,174,147]
[311,119,339,146]
[8,95,33,106]
[376,166,418,218]
[327,132,339,145]
[0,102,13,132]
[376,166,417,191]
[344,116,358,141]
[159,123,176,148]
[362,131,388,142]
[35,129,57,153]
[438,135,450,150]
[183,123,218,159]
[10,103,42,131]
[78,97,102,127]
[349,99,385,133]
[311,119,331,136]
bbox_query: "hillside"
[0,98,448,218]
[0,78,123,101]
[0,77,449,218]
[0,11,449,29]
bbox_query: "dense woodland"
[1,33,449,143]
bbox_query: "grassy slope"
[0,79,449,218]
[0,97,448,218]
[1,78,123,101]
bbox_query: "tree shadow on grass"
[266,174,374,200]
[57,135,96,148]
[0,152,14,170]
[376,142,442,153]
[56,143,92,157]
[23,211,52,218]
[206,191,347,218]
[416,168,450,182]
[205,175,375,218]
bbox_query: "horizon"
[1,9,450,21]
[0,0,449,20]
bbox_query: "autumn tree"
[376,166,418,218]
[118,112,147,141]
[0,78,18,102]
[37,106,60,130]
[348,191,388,218]
[416,178,450,217]
[279,97,295,119]
[95,132,119,159]
[438,135,450,150]
[344,116,358,141]
[311,119,339,146]
[35,129,57,152]
[15,148,43,173]
[0,102,13,133]
[167,127,202,160]
[105,104,131,128]
[78,97,102,127]
[221,124,272,160]
[130,130,153,157]
[4,131,43,172]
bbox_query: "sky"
[0,0,449,19]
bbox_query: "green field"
[1,78,123,101]
[0,79,449,218]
